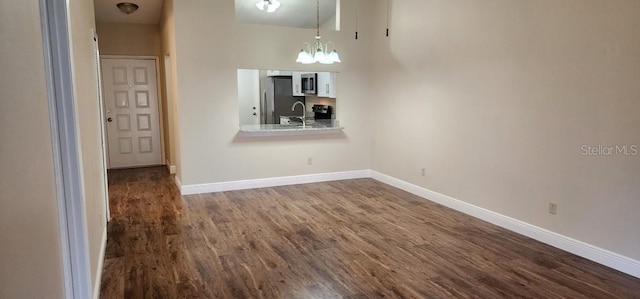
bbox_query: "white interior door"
[101,58,162,168]
[237,69,260,125]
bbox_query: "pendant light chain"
[355,0,359,39]
[316,0,320,37]
[386,0,390,37]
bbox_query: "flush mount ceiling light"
[296,0,341,64]
[116,2,139,15]
[256,0,281,13]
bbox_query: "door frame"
[99,55,166,169]
[92,31,110,222]
[163,54,177,174]
[40,0,92,298]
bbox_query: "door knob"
[107,117,113,122]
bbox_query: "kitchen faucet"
[291,101,306,126]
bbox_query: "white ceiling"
[235,0,337,30]
[93,0,337,29]
[94,0,164,24]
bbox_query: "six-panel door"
[101,58,162,168]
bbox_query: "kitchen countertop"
[239,119,343,136]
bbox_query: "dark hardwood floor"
[100,167,640,298]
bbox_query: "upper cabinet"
[317,72,337,98]
[267,70,292,76]
[292,71,304,96]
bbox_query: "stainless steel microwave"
[301,73,317,94]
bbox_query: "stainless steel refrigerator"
[261,76,305,124]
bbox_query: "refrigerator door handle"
[262,89,267,124]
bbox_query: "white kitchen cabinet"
[316,72,337,98]
[291,71,304,96]
[266,70,292,76]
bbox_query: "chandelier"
[296,0,341,64]
[255,0,281,13]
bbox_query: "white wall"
[0,0,65,298]
[171,0,373,185]
[370,0,640,260]
[96,22,162,56]
[68,0,108,294]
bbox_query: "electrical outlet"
[307,157,313,165]
[548,202,558,215]
[421,168,426,176]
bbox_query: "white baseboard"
[165,160,176,174]
[93,226,108,299]
[370,170,640,279]
[179,170,371,195]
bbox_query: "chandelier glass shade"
[296,38,341,65]
[256,0,280,13]
[296,0,341,64]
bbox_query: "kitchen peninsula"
[239,119,343,136]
